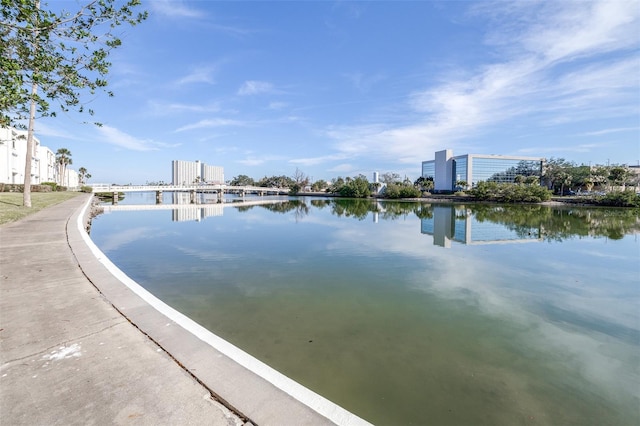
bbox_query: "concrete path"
[1,195,365,425]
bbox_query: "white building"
[172,160,224,185]
[1,126,76,187]
[0,127,43,184]
[62,169,79,188]
[38,145,57,184]
[202,163,224,184]
[422,149,544,192]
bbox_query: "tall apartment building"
[171,160,224,185]
[202,163,224,184]
[422,149,544,192]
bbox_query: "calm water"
[91,193,640,426]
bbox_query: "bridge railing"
[90,184,289,193]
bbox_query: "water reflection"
[90,197,640,425]
[104,196,640,241]
[422,205,542,247]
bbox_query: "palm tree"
[55,148,72,186]
[78,167,91,185]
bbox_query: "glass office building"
[422,150,543,192]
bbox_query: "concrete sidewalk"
[1,195,358,425]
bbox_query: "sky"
[36,0,640,185]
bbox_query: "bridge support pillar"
[155,190,163,204]
[112,192,118,205]
[190,189,197,204]
[240,190,245,198]
[217,191,223,202]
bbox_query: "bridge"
[91,184,290,204]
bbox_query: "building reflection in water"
[170,192,224,222]
[421,205,542,248]
[170,205,224,222]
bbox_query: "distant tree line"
[224,159,639,206]
[541,158,639,194]
[228,170,426,199]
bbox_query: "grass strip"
[0,192,82,225]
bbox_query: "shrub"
[1,184,53,192]
[595,191,640,207]
[468,182,551,203]
[41,182,58,191]
[384,183,422,199]
[80,185,93,193]
[468,181,499,200]
[32,185,53,192]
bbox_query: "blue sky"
[38,0,639,185]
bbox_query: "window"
[470,158,541,185]
[452,157,468,187]
[422,161,435,179]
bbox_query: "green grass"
[0,192,82,225]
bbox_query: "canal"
[89,194,640,425]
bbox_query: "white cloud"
[343,72,386,92]
[36,122,80,140]
[522,1,638,62]
[269,101,288,110]
[289,153,349,167]
[328,163,356,173]
[237,80,275,96]
[237,157,265,166]
[516,143,605,155]
[237,155,286,167]
[579,127,640,137]
[97,126,172,151]
[147,100,221,116]
[175,66,216,86]
[150,0,204,19]
[325,0,639,164]
[175,118,244,132]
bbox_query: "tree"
[455,180,468,190]
[229,174,255,186]
[328,176,345,194]
[1,0,147,207]
[257,175,294,188]
[289,168,309,195]
[55,148,72,186]
[78,166,91,184]
[524,175,540,186]
[542,158,574,193]
[292,167,309,187]
[414,176,434,192]
[608,166,633,190]
[311,179,327,192]
[558,171,572,195]
[380,172,401,185]
[339,174,371,198]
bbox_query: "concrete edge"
[68,195,372,426]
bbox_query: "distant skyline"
[34,0,640,184]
